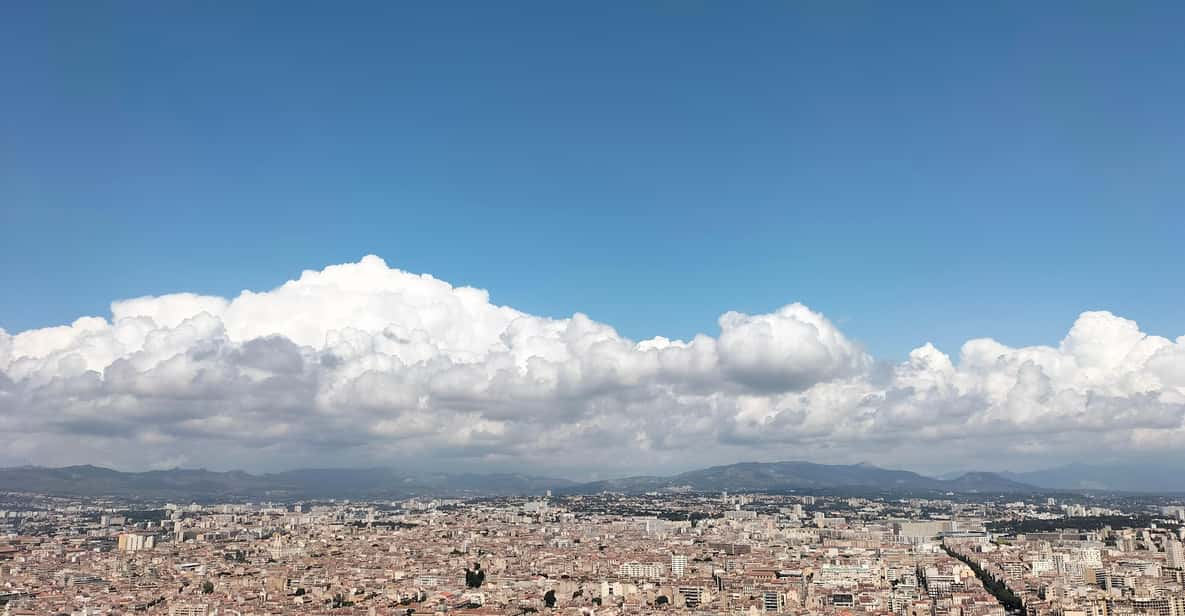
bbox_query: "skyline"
[5,5,1185,616]
[2,255,1182,476]
[7,487,1181,616]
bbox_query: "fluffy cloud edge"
[1,255,1182,474]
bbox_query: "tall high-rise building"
[1167,539,1185,569]
[671,554,687,577]
[117,532,155,552]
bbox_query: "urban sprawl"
[2,490,1185,616]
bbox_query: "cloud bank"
[1,255,1183,475]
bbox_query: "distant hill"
[941,471,1039,493]
[0,460,1045,501]
[674,461,946,491]
[561,461,1040,495]
[0,465,279,499]
[1001,463,1185,493]
[0,465,575,501]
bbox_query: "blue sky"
[3,1,1183,359]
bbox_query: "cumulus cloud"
[1,256,1182,474]
[716,304,871,390]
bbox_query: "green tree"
[464,563,486,588]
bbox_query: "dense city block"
[3,490,1184,615]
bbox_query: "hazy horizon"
[0,455,1173,483]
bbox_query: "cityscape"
[2,477,1185,615]
[4,2,1185,615]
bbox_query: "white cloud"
[716,303,871,390]
[1,256,1182,474]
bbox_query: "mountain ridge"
[0,460,1042,500]
[563,461,1037,495]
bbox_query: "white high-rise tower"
[1167,539,1185,569]
[671,554,687,577]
